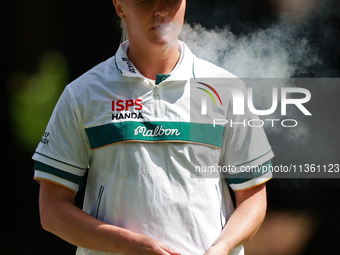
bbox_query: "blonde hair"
[120,18,128,42]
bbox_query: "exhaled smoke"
[154,16,183,47]
[180,16,324,144]
[180,19,320,78]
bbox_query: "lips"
[152,23,168,29]
[151,23,172,32]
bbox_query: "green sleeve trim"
[235,150,272,167]
[34,161,84,187]
[226,160,272,185]
[34,151,87,170]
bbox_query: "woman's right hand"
[120,232,181,255]
[39,180,180,254]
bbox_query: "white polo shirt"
[33,40,273,255]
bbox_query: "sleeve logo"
[40,132,50,145]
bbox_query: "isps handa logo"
[111,99,144,120]
[196,82,222,115]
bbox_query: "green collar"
[155,74,170,85]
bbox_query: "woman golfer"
[33,0,274,254]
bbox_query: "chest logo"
[134,126,181,137]
[112,99,144,120]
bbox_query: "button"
[154,87,160,96]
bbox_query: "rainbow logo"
[196,82,222,106]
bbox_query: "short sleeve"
[32,86,90,193]
[219,82,274,191]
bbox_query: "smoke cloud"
[180,20,320,78]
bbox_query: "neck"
[127,40,180,81]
